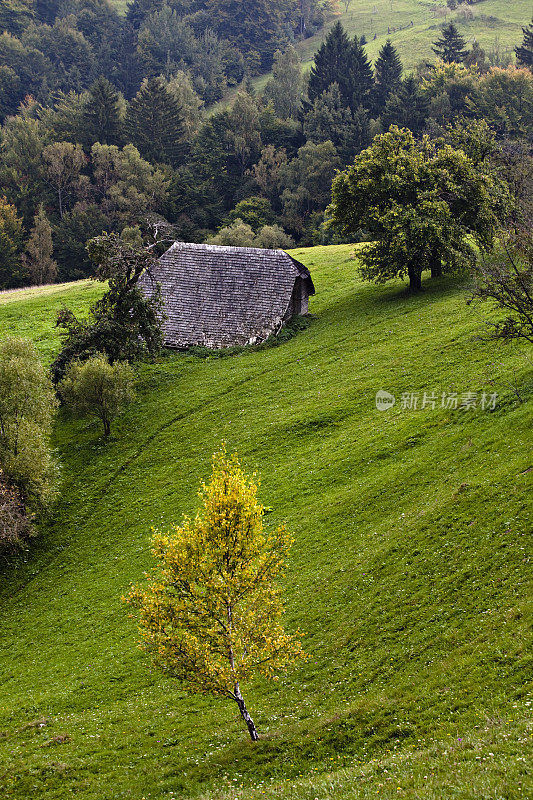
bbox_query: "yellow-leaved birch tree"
[126,447,305,741]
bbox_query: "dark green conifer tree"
[432,23,468,63]
[515,19,533,70]
[351,104,371,156]
[307,22,353,107]
[206,0,285,70]
[125,77,187,167]
[304,83,354,156]
[82,76,123,147]
[34,0,60,25]
[381,77,429,135]
[373,39,402,114]
[308,23,373,113]
[347,35,374,112]
[126,0,163,29]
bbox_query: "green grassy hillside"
[0,280,104,363]
[0,245,531,799]
[296,0,529,73]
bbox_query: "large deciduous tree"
[51,232,164,382]
[228,91,262,176]
[126,447,305,741]
[329,126,503,292]
[0,337,59,507]
[279,139,341,234]
[263,46,303,120]
[466,67,533,142]
[249,144,288,204]
[42,141,86,219]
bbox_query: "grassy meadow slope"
[295,0,530,73]
[0,280,104,363]
[0,245,531,799]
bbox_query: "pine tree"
[303,83,371,162]
[82,77,123,147]
[304,83,355,155]
[464,40,488,72]
[206,0,286,70]
[381,77,429,135]
[125,77,187,167]
[351,104,371,157]
[22,204,57,286]
[330,126,502,293]
[308,23,373,113]
[373,40,402,114]
[125,0,163,29]
[347,35,374,112]
[307,22,353,107]
[515,19,533,70]
[432,23,468,63]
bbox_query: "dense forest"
[0,1,532,287]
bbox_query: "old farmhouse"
[139,242,315,349]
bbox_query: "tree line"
[0,11,532,290]
[0,0,332,115]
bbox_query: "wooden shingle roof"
[139,242,314,349]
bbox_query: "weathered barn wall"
[140,242,314,349]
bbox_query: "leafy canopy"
[329,126,505,292]
[472,228,533,344]
[127,447,305,740]
[60,355,136,438]
[51,233,164,383]
[0,337,59,506]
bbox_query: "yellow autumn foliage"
[126,446,305,737]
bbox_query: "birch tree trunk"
[234,683,259,741]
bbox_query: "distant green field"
[298,0,530,73]
[109,0,128,14]
[0,280,104,363]
[0,245,531,799]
